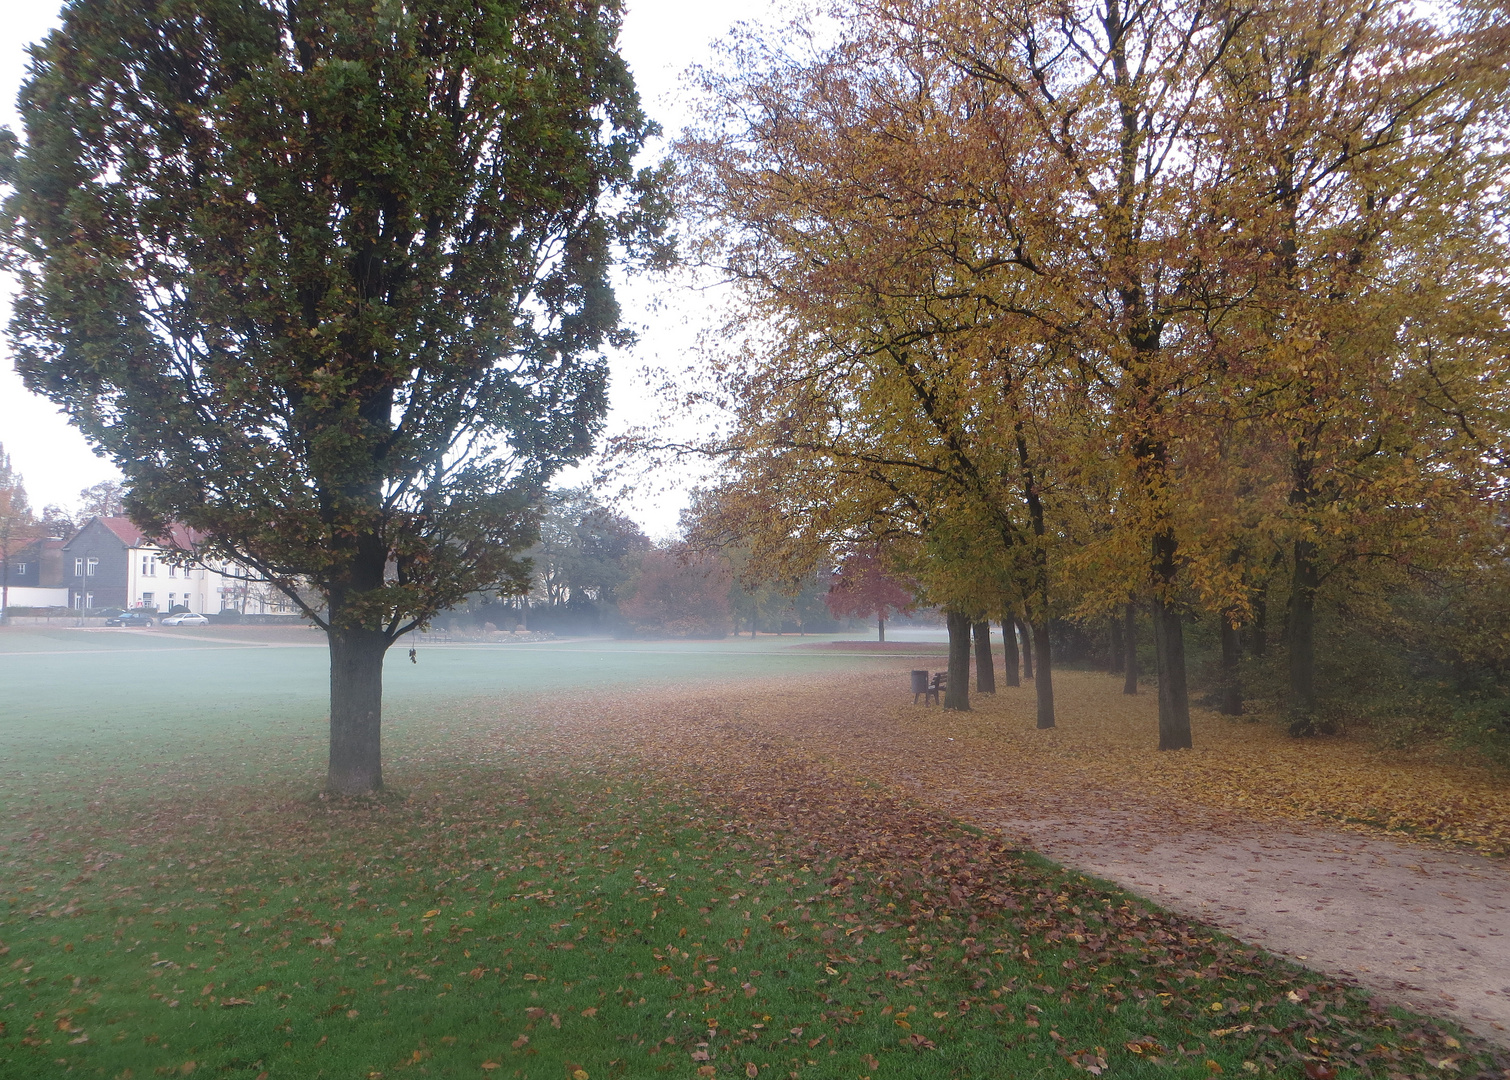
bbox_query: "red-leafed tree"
[825,546,916,642]
[619,547,733,639]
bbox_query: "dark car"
[105,611,155,627]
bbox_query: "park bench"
[911,669,947,705]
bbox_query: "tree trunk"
[1032,620,1055,728]
[1108,613,1124,674]
[1219,615,1243,716]
[1151,525,1193,748]
[878,613,886,642]
[973,620,995,693]
[1288,535,1319,724]
[1151,605,1192,750]
[1016,614,1034,679]
[1001,617,1020,687]
[944,611,971,711]
[326,625,389,793]
[1251,591,1268,657]
[1123,603,1139,695]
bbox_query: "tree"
[824,545,915,641]
[78,480,125,518]
[618,546,733,638]
[1202,0,1508,728]
[529,487,650,612]
[0,443,35,622]
[3,0,669,793]
[38,505,76,538]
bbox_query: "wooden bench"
[912,669,947,705]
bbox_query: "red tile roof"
[92,516,204,553]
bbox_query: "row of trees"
[475,487,871,639]
[672,0,1509,748]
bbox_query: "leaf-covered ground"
[700,664,1510,856]
[4,637,1508,1078]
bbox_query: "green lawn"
[0,629,894,784]
[0,630,1498,1079]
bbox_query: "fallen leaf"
[746,1065,758,1078]
[511,1036,528,1050]
[220,998,254,1008]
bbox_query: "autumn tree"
[1202,0,1510,727]
[618,546,734,638]
[825,544,916,642]
[3,0,669,793]
[0,443,35,623]
[675,18,1085,726]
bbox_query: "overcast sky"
[0,0,780,536]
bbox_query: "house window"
[84,592,93,609]
[86,557,98,577]
[74,557,84,576]
[14,562,26,576]
[141,592,154,607]
[168,564,176,577]
[74,594,83,609]
[141,555,156,576]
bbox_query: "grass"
[1,629,1503,1079]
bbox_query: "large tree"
[2,0,669,793]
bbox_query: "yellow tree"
[1203,0,1510,725]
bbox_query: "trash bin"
[910,669,929,697]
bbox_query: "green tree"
[3,0,669,793]
[78,480,125,518]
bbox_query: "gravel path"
[523,664,1510,1044]
[686,669,1510,1044]
[975,802,1510,1043]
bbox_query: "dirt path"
[993,808,1510,1043]
[512,665,1510,1044]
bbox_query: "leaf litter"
[2,661,1507,1078]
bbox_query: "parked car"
[161,612,209,627]
[105,612,154,627]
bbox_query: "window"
[86,557,98,577]
[74,557,84,576]
[141,555,156,576]
[74,594,83,609]
[84,592,93,609]
[14,562,27,576]
[168,564,176,577]
[141,592,154,606]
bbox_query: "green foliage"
[528,486,651,612]
[2,0,669,641]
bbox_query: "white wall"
[1,586,69,608]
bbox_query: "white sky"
[0,0,778,535]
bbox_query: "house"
[62,516,297,615]
[2,535,70,608]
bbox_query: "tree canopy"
[2,0,670,792]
